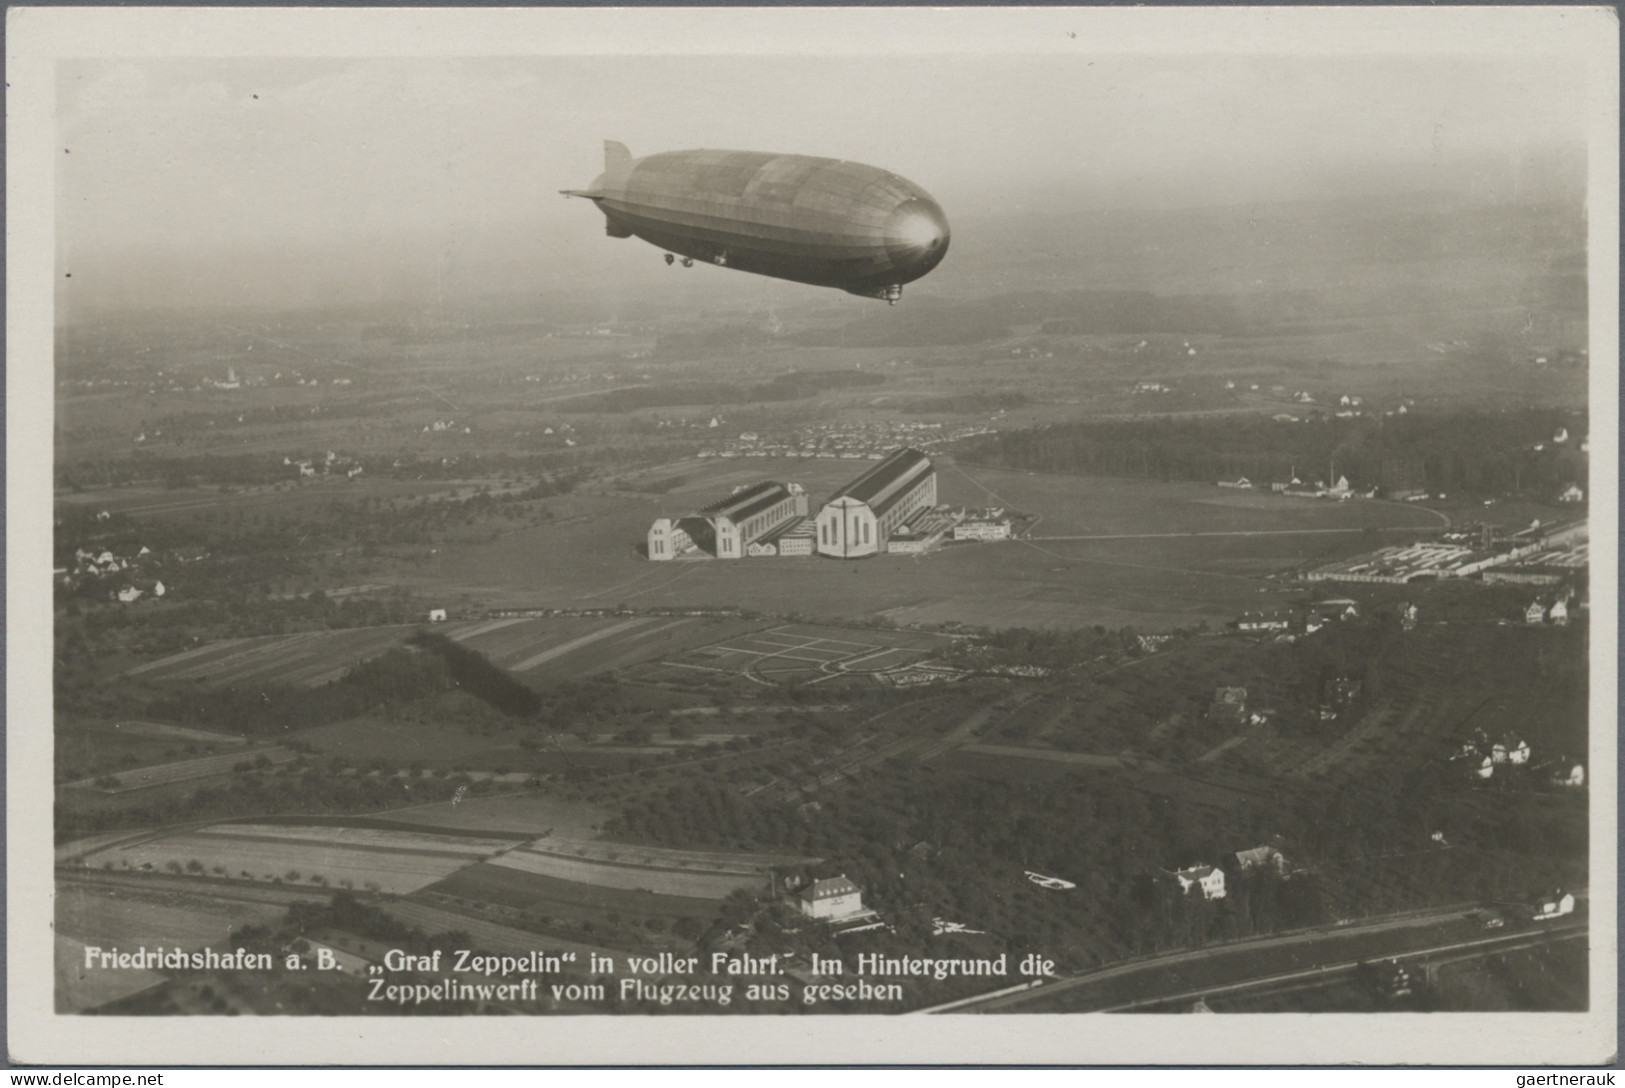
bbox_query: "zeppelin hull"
[574,147,949,299]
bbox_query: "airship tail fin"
[605,140,632,171]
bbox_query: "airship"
[563,142,949,303]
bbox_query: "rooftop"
[800,875,861,900]
[700,481,790,522]
[828,448,933,516]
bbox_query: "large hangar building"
[648,481,807,560]
[815,448,937,559]
[645,449,940,561]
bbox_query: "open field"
[125,626,418,688]
[379,793,610,838]
[111,720,248,745]
[57,874,287,949]
[73,821,512,895]
[424,862,722,923]
[125,613,767,693]
[382,459,1451,631]
[56,713,254,786]
[534,836,813,875]
[55,873,291,1012]
[196,822,525,855]
[490,847,764,899]
[452,613,766,680]
[56,476,489,521]
[376,899,621,960]
[958,467,1449,538]
[63,746,297,792]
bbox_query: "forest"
[608,752,1586,979]
[953,408,1588,499]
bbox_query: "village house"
[1552,763,1585,789]
[1531,890,1575,921]
[1490,738,1531,765]
[1169,865,1227,900]
[1525,600,1550,625]
[796,875,865,921]
[1234,612,1290,633]
[1310,599,1359,622]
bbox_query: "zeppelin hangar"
[647,448,939,561]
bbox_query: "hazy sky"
[54,42,1594,312]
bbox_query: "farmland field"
[126,626,419,688]
[74,822,515,894]
[57,874,287,948]
[382,793,610,837]
[63,746,297,792]
[489,847,764,899]
[450,613,767,681]
[629,622,958,689]
[111,720,247,745]
[56,713,253,786]
[529,836,812,875]
[424,862,722,923]
[55,875,289,1012]
[125,613,767,692]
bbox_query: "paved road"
[1029,527,1433,542]
[920,900,1586,1014]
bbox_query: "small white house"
[427,609,448,623]
[1171,865,1227,900]
[796,875,865,920]
[1532,891,1576,921]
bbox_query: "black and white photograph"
[8,5,1617,1066]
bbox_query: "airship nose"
[884,198,951,274]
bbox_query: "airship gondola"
[563,142,949,303]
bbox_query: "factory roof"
[829,448,932,516]
[700,481,789,523]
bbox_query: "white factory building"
[645,449,940,561]
[647,481,807,560]
[815,448,937,559]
